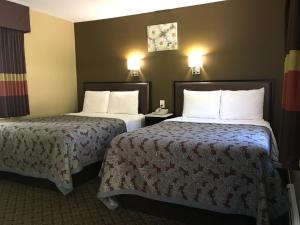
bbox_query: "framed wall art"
[147,22,178,52]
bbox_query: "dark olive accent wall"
[75,0,285,135]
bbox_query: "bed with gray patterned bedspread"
[0,115,126,194]
[98,121,289,225]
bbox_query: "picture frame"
[147,22,178,52]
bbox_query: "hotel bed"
[0,82,150,194]
[97,81,288,225]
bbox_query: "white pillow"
[183,89,221,119]
[220,88,264,120]
[82,91,110,113]
[108,91,139,115]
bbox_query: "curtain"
[0,27,29,117]
[280,0,300,169]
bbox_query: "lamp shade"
[188,52,203,68]
[127,56,141,70]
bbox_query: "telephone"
[153,108,169,115]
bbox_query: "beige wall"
[25,10,77,117]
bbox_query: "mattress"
[0,115,126,194]
[166,117,279,161]
[68,112,145,132]
[98,118,288,225]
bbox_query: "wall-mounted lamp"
[188,52,203,75]
[127,56,141,76]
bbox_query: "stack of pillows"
[183,88,265,120]
[82,90,139,115]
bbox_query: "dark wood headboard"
[81,82,151,114]
[174,80,272,122]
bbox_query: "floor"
[0,177,186,225]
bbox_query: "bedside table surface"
[145,113,173,118]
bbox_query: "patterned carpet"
[0,178,186,225]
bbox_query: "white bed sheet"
[68,112,145,132]
[166,117,279,161]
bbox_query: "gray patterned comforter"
[98,121,289,225]
[0,115,126,194]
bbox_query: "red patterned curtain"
[280,0,300,168]
[0,27,29,117]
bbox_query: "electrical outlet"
[159,100,165,108]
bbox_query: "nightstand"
[145,113,174,126]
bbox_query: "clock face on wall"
[147,22,178,52]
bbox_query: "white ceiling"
[8,0,225,23]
